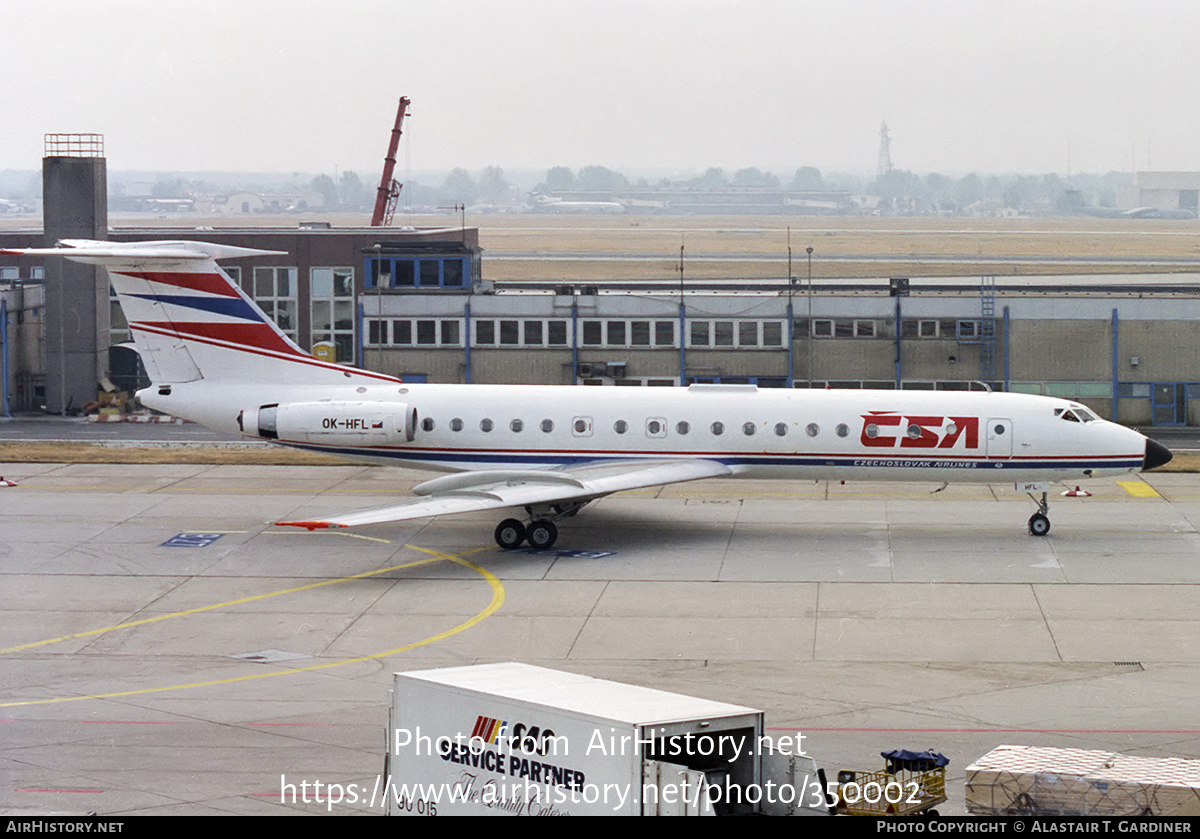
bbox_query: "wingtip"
[275,520,346,531]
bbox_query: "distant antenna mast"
[371,96,411,227]
[877,121,893,178]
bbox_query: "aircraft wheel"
[1028,513,1051,537]
[527,520,558,550]
[495,518,527,550]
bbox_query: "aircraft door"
[985,418,1012,457]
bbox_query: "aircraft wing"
[276,458,733,530]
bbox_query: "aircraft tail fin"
[3,240,396,387]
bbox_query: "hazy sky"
[4,0,1198,178]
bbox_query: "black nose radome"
[1144,439,1173,471]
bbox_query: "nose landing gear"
[1027,489,1051,536]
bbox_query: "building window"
[762,322,783,346]
[310,267,354,362]
[472,319,572,347]
[583,320,603,346]
[525,320,543,345]
[580,318,677,349]
[686,320,787,349]
[367,256,470,290]
[366,317,463,348]
[655,321,675,345]
[476,320,495,344]
[499,320,520,345]
[416,320,437,345]
[714,321,735,347]
[252,267,298,341]
[902,319,940,339]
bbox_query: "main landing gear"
[493,501,590,550]
[1027,490,1051,537]
[494,518,558,550]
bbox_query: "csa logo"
[472,715,557,756]
[860,412,979,449]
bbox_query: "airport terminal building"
[3,141,1200,426]
[5,221,1200,427]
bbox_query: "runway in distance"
[4,239,1172,549]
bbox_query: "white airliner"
[529,192,625,213]
[4,239,1172,549]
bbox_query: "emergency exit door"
[986,418,1013,457]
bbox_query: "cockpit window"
[1059,407,1097,424]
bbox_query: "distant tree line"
[0,162,1136,217]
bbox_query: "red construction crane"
[370,96,411,227]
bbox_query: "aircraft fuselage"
[146,382,1152,485]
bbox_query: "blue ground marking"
[161,533,224,548]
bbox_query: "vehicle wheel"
[1028,513,1051,537]
[495,518,526,549]
[527,520,558,550]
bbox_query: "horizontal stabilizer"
[0,239,286,261]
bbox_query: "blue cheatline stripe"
[278,443,1142,472]
[128,294,263,321]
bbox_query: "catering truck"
[385,662,828,816]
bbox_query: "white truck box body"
[387,662,766,816]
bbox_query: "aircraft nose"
[1144,438,1173,471]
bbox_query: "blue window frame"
[365,256,470,290]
